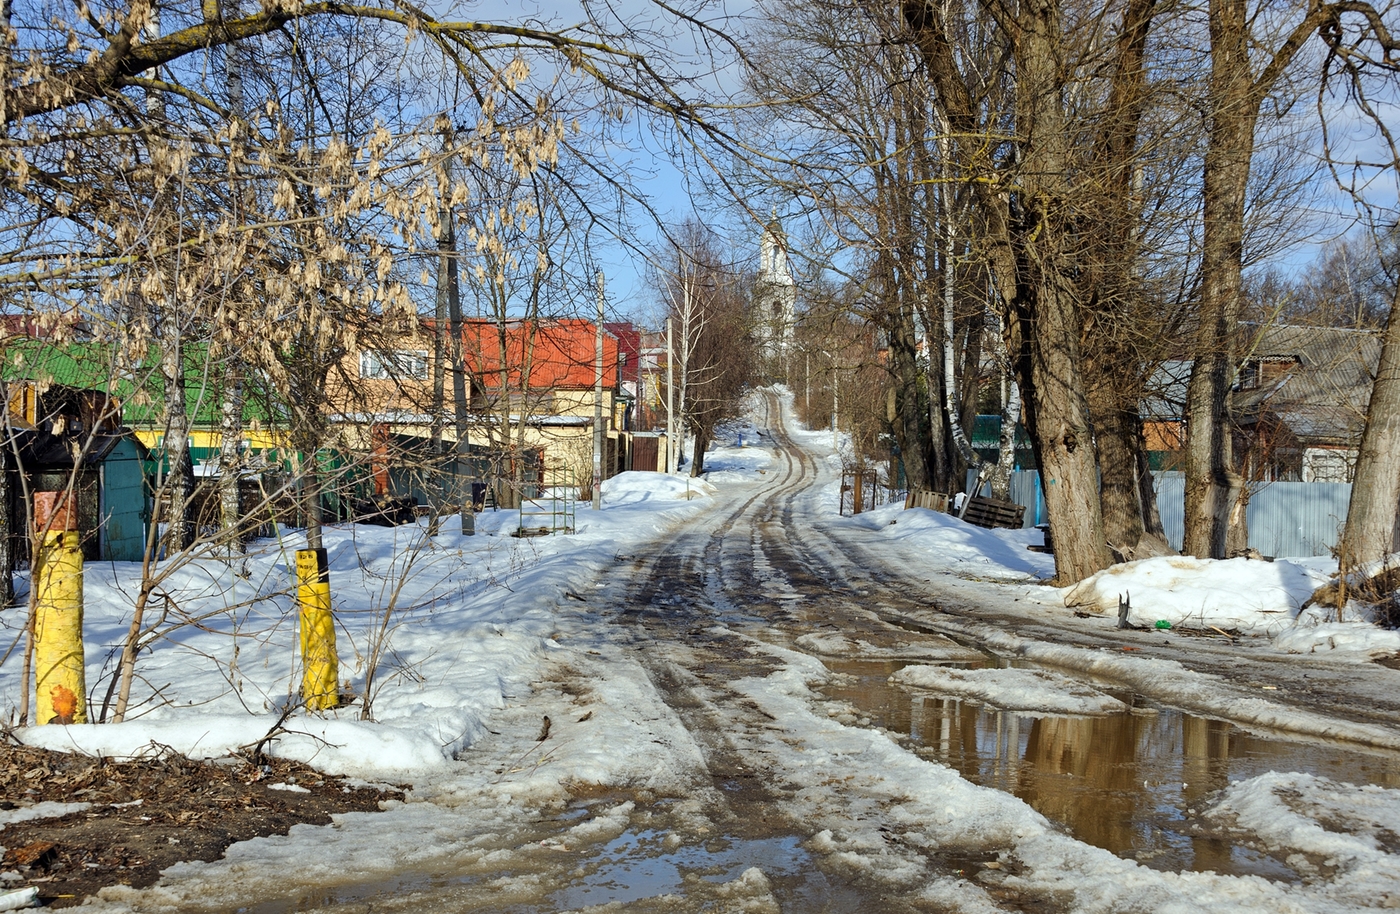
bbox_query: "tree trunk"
[887,300,932,491]
[1081,0,1164,561]
[904,0,1110,582]
[218,369,244,550]
[1009,0,1113,583]
[943,216,981,478]
[428,206,447,536]
[1184,0,1254,558]
[218,0,248,555]
[1184,0,1328,557]
[1138,443,1167,540]
[302,447,324,552]
[162,333,196,552]
[1092,383,1169,559]
[1016,263,1112,582]
[442,214,472,522]
[690,429,708,476]
[0,440,12,607]
[989,379,1020,502]
[1340,279,1400,569]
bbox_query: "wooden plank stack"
[904,489,1025,530]
[959,496,1026,530]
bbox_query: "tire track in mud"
[619,391,812,624]
[700,391,898,627]
[597,392,993,914]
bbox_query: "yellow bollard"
[296,548,338,710]
[34,492,85,725]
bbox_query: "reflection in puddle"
[821,657,1400,880]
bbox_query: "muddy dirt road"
[75,390,1400,913]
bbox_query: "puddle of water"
[821,657,1400,880]
[552,829,809,909]
[234,798,871,914]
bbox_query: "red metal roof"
[461,319,622,391]
[604,322,641,384]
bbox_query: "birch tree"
[658,221,755,475]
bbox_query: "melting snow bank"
[1063,555,1400,660]
[1272,619,1400,658]
[19,715,455,779]
[1063,555,1322,633]
[71,635,722,913]
[850,502,1055,583]
[1208,771,1400,900]
[795,631,985,663]
[732,635,1400,913]
[890,666,1128,715]
[883,611,1400,752]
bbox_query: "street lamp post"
[594,270,604,511]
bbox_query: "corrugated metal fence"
[969,470,1351,558]
[1152,472,1350,558]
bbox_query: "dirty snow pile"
[1062,554,1324,631]
[1063,554,1400,658]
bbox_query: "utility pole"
[594,270,605,511]
[832,367,839,454]
[666,316,676,474]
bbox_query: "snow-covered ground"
[7,470,719,780]
[5,388,1400,912]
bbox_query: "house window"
[361,350,428,381]
[1237,359,1260,390]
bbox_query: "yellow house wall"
[133,429,288,453]
[508,424,626,486]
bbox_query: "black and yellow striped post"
[296,548,338,710]
[34,492,85,725]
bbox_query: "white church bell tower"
[756,212,796,369]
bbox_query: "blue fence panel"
[1010,471,1046,527]
[972,468,1348,557]
[964,469,1046,528]
[1155,472,1186,551]
[1246,481,1350,559]
[1152,473,1348,558]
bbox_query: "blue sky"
[464,0,1399,329]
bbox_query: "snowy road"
[83,390,1400,913]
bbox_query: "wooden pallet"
[960,496,1025,530]
[905,489,950,512]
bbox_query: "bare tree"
[658,221,756,475]
[1180,0,1378,559]
[1322,12,1400,572]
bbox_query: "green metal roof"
[1,338,278,426]
[971,414,1032,449]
